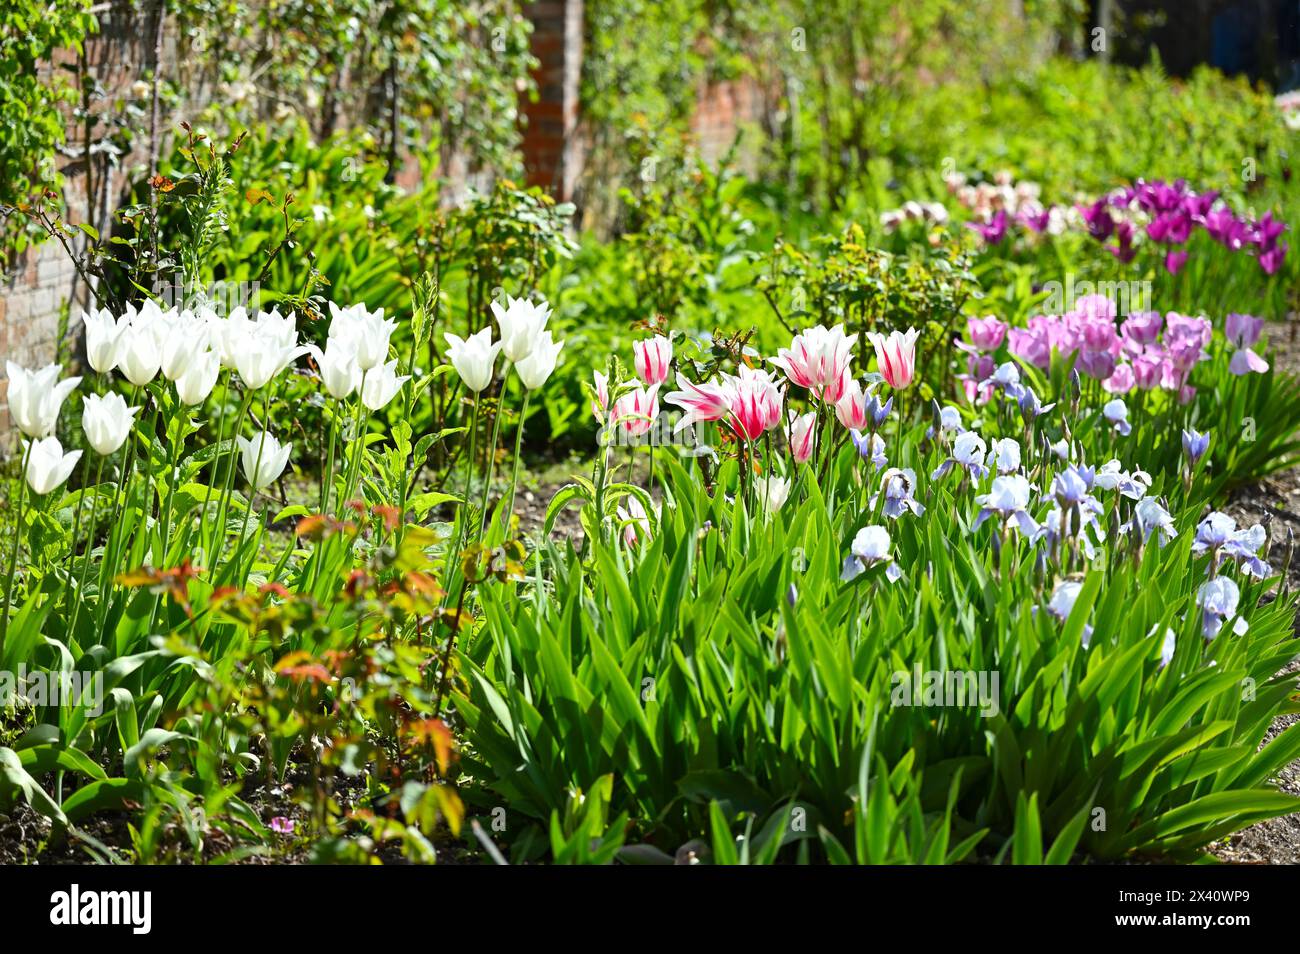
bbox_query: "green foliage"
[175,0,536,178]
[457,447,1300,863]
[0,0,95,261]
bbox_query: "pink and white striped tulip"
[866,327,920,390]
[771,324,857,402]
[726,367,783,441]
[664,372,733,433]
[633,335,672,387]
[788,411,817,463]
[591,371,610,423]
[612,383,660,438]
[835,379,871,430]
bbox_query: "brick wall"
[0,3,152,448]
[521,0,584,200]
[690,75,765,172]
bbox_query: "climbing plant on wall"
[0,0,96,263]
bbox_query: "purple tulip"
[1079,198,1115,241]
[1106,221,1138,263]
[1259,241,1287,275]
[968,210,1009,245]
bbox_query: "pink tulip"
[820,366,851,404]
[771,324,856,402]
[788,411,817,463]
[966,315,1007,352]
[663,372,734,433]
[1132,354,1163,390]
[726,367,782,441]
[591,371,610,422]
[835,379,870,430]
[1102,363,1135,394]
[618,495,651,547]
[612,384,660,437]
[633,335,672,387]
[866,327,919,389]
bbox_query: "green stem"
[156,416,186,566]
[477,379,504,537]
[137,388,163,558]
[210,388,253,569]
[445,395,479,593]
[504,390,530,533]
[320,404,338,515]
[95,385,142,630]
[0,441,33,662]
[432,577,469,720]
[341,396,368,512]
[235,392,273,586]
[65,450,107,641]
[196,369,230,555]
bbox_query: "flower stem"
[0,441,33,663]
[65,449,107,629]
[504,389,530,534]
[65,451,106,648]
[477,379,504,537]
[197,370,230,552]
[210,387,253,569]
[443,395,479,595]
[236,393,273,586]
[320,404,338,515]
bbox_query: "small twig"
[469,819,509,865]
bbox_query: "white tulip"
[81,392,141,455]
[492,295,552,363]
[116,306,165,386]
[444,328,503,393]
[235,430,292,491]
[206,306,245,368]
[254,308,301,353]
[307,341,362,400]
[328,302,396,371]
[23,436,82,495]
[514,330,564,389]
[160,310,212,381]
[4,362,81,439]
[360,360,412,411]
[756,474,791,514]
[175,349,222,405]
[80,307,129,373]
[231,332,306,390]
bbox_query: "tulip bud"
[633,335,672,387]
[865,327,919,389]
